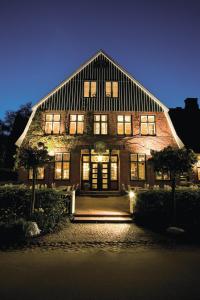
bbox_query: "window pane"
[125,123,131,135]
[148,115,155,122]
[106,82,111,97]
[45,122,52,134]
[198,168,200,180]
[70,122,76,134]
[83,162,90,180]
[77,122,84,134]
[141,123,148,135]
[138,154,145,161]
[111,163,117,180]
[101,122,107,134]
[46,114,53,121]
[118,115,123,122]
[138,162,145,179]
[78,115,84,121]
[112,82,118,97]
[84,81,89,97]
[94,115,100,121]
[156,171,163,180]
[63,153,70,161]
[117,123,124,135]
[94,122,100,134]
[70,115,77,121]
[53,122,60,134]
[125,115,131,122]
[101,115,107,121]
[149,123,155,135]
[29,169,33,179]
[131,162,138,180]
[63,162,69,179]
[37,167,44,179]
[54,114,60,121]
[83,155,89,162]
[111,156,117,162]
[130,154,137,161]
[163,172,170,180]
[91,82,96,97]
[141,115,147,122]
[55,162,62,179]
[55,153,62,161]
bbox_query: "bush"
[0,218,31,244]
[0,186,69,234]
[134,190,200,231]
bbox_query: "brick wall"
[18,110,179,188]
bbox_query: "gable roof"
[33,50,168,112]
[16,50,184,148]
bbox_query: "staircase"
[71,194,132,223]
[71,213,132,223]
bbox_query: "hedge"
[134,190,200,231]
[0,186,69,234]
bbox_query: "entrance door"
[91,162,109,190]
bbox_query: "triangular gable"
[16,50,184,148]
[34,50,168,112]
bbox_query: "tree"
[150,146,197,225]
[0,102,32,171]
[15,143,52,216]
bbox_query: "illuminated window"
[29,167,44,180]
[130,154,146,180]
[117,115,132,135]
[82,156,90,181]
[197,168,200,181]
[84,81,97,97]
[69,115,84,135]
[110,156,118,181]
[45,114,61,134]
[105,81,118,97]
[94,115,108,135]
[55,153,70,180]
[140,115,155,135]
[155,170,170,180]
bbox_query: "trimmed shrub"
[0,218,31,244]
[134,190,200,231]
[0,186,69,234]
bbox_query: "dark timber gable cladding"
[39,53,163,112]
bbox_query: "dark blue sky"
[0,0,199,118]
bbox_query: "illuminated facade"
[16,50,183,191]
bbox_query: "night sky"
[0,0,199,118]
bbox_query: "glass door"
[91,162,109,190]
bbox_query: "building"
[169,98,200,182]
[16,50,183,191]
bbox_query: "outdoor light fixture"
[48,150,55,156]
[129,190,135,198]
[98,155,103,162]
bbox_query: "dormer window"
[45,114,61,134]
[105,81,118,97]
[84,81,97,97]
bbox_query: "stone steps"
[71,214,132,223]
[79,191,122,197]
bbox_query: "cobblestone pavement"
[27,221,190,251]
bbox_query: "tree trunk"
[30,167,36,217]
[171,176,176,226]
